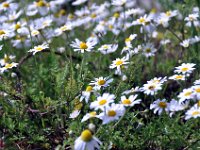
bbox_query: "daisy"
[74,129,102,150]
[80,86,93,103]
[81,111,99,122]
[120,95,141,107]
[169,74,186,81]
[185,104,200,120]
[98,44,118,55]
[122,86,141,95]
[28,43,49,55]
[180,39,190,48]
[194,79,200,85]
[168,99,187,117]
[191,85,200,100]
[160,10,178,19]
[89,77,113,90]
[141,82,162,96]
[150,99,170,115]
[90,93,115,110]
[69,110,81,119]
[178,88,194,103]
[70,38,97,53]
[142,43,157,57]
[148,77,167,84]
[0,62,18,73]
[0,29,10,40]
[72,0,88,6]
[0,54,15,66]
[185,13,199,27]
[111,0,127,6]
[109,57,129,75]
[98,103,125,124]
[125,34,137,46]
[133,14,152,26]
[54,24,72,37]
[174,63,196,75]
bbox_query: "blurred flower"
[28,43,49,55]
[150,99,170,115]
[120,95,141,107]
[185,104,200,120]
[74,129,102,150]
[98,103,125,124]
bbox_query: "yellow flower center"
[15,23,21,30]
[115,60,123,66]
[59,9,67,16]
[108,25,113,29]
[0,30,6,36]
[113,12,120,18]
[60,25,68,31]
[192,111,200,116]
[145,48,151,53]
[91,13,97,18]
[184,91,192,97]
[195,88,200,93]
[107,110,116,117]
[3,2,10,8]
[102,45,109,49]
[198,100,200,107]
[68,13,74,19]
[158,102,167,108]
[80,129,92,142]
[139,17,145,23]
[36,0,46,7]
[166,11,171,16]
[35,46,44,51]
[89,111,96,117]
[175,75,183,80]
[148,85,155,90]
[98,79,106,85]
[122,99,131,105]
[79,42,88,49]
[181,67,188,72]
[125,38,131,42]
[5,63,13,69]
[99,99,107,105]
[32,30,39,36]
[86,86,93,92]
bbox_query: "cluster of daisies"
[0,0,200,149]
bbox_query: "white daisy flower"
[122,86,141,95]
[98,103,125,124]
[191,85,200,100]
[111,0,126,6]
[168,99,187,117]
[194,79,200,85]
[132,14,152,26]
[178,88,194,103]
[28,43,49,55]
[150,99,170,115]
[81,111,99,122]
[174,63,196,75]
[70,38,97,53]
[98,44,118,55]
[169,74,186,81]
[90,93,115,110]
[142,43,157,58]
[185,13,199,27]
[80,86,93,103]
[120,95,141,107]
[180,39,190,48]
[69,110,81,119]
[148,77,167,84]
[125,34,137,46]
[74,129,102,150]
[141,82,162,96]
[89,77,113,90]
[0,62,18,73]
[0,54,15,66]
[109,57,129,75]
[72,0,88,6]
[185,104,200,120]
